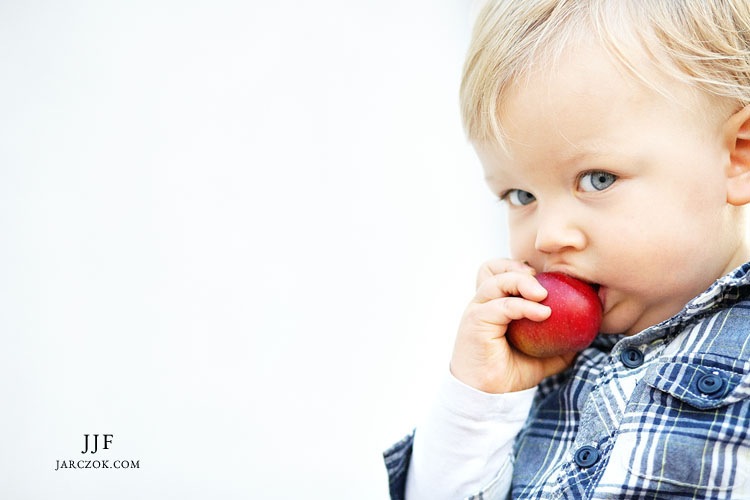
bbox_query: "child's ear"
[725,104,750,206]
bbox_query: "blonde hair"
[461,0,750,146]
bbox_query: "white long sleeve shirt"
[403,371,536,500]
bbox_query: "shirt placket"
[557,336,667,496]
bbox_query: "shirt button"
[620,348,644,368]
[697,373,724,395]
[573,445,600,468]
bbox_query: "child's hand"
[450,259,576,394]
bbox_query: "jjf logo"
[81,434,113,454]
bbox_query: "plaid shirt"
[385,262,750,499]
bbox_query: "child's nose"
[534,209,587,254]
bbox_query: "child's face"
[476,42,749,336]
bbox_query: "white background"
[0,1,507,498]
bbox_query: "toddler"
[385,1,750,498]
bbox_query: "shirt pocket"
[615,354,750,496]
[645,353,750,408]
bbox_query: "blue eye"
[504,189,536,206]
[579,171,617,192]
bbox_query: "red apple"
[506,272,602,358]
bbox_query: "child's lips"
[595,285,607,310]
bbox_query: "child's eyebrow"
[558,146,619,166]
[562,152,602,165]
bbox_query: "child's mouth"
[592,284,606,309]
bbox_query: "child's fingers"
[474,296,551,328]
[476,258,535,289]
[474,270,548,304]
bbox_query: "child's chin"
[599,315,637,336]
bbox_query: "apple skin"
[506,272,603,358]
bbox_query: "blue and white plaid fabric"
[385,262,750,499]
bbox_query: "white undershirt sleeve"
[404,370,537,500]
